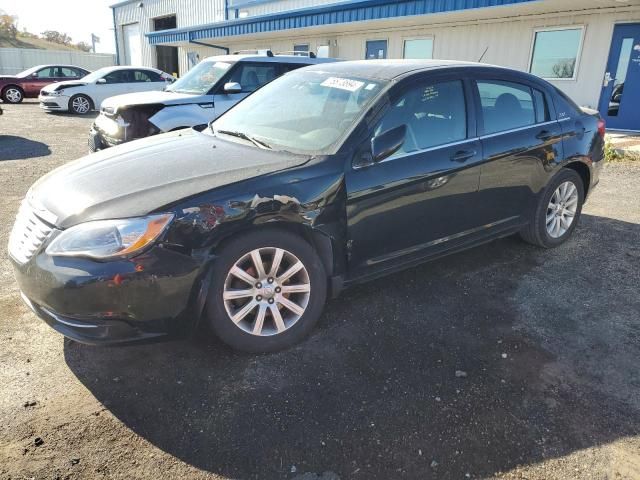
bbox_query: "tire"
[520,168,584,248]
[2,86,23,104]
[206,229,327,353]
[69,94,93,114]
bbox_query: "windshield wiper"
[215,129,272,149]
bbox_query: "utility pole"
[91,33,100,53]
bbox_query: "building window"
[294,44,309,56]
[529,27,583,80]
[365,40,387,60]
[403,38,433,59]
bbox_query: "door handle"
[450,149,476,163]
[536,130,553,142]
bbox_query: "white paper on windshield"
[321,77,365,92]
[213,62,231,70]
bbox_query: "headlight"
[46,90,63,96]
[46,214,174,260]
[95,114,124,136]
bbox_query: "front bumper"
[39,94,69,111]
[11,246,208,345]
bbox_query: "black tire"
[68,94,93,114]
[2,85,24,103]
[520,168,584,248]
[205,229,327,353]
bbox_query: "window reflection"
[608,37,633,116]
[530,28,582,79]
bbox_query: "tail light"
[597,118,606,138]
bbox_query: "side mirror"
[224,82,242,94]
[371,125,406,163]
[96,78,107,84]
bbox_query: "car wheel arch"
[2,84,24,99]
[563,160,591,196]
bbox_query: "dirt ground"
[0,102,639,480]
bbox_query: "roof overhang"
[146,0,538,46]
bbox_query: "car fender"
[149,103,217,132]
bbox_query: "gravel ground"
[0,102,639,480]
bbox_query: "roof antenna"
[477,46,488,63]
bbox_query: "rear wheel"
[206,229,327,352]
[69,94,93,114]
[520,168,584,248]
[2,86,23,103]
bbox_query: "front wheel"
[206,229,327,352]
[520,168,584,248]
[2,86,23,103]
[69,94,93,114]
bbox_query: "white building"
[111,0,640,131]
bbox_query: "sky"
[1,0,117,53]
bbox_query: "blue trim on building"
[146,0,537,45]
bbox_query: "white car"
[88,51,338,151]
[39,66,174,115]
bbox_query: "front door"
[345,76,483,278]
[365,40,387,60]
[598,23,640,131]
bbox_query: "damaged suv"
[88,51,336,151]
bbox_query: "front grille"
[8,201,54,264]
[41,102,60,108]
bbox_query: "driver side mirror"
[371,125,406,163]
[223,82,242,94]
[96,78,107,84]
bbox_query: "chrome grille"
[8,201,54,264]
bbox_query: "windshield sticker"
[321,77,365,92]
[365,83,377,90]
[213,62,231,70]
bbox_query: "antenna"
[477,46,488,63]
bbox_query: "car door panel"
[345,76,484,277]
[474,79,563,229]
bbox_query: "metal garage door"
[123,23,142,66]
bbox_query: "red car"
[0,65,90,104]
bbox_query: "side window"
[35,68,55,78]
[133,70,153,82]
[103,70,128,84]
[59,67,78,78]
[477,80,535,134]
[533,88,550,123]
[228,63,278,92]
[374,79,467,157]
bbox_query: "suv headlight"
[46,214,174,260]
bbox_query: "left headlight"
[46,213,174,260]
[47,89,64,96]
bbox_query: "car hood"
[44,80,88,92]
[28,129,310,229]
[101,90,205,113]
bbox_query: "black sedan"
[8,60,605,352]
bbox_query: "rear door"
[473,77,562,230]
[345,74,484,277]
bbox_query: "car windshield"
[166,60,234,94]
[211,70,387,154]
[16,66,41,77]
[80,69,109,83]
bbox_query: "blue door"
[365,40,387,60]
[598,24,640,131]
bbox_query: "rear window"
[552,86,583,120]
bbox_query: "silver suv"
[89,50,337,151]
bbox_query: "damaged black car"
[9,61,604,352]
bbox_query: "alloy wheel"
[223,247,311,336]
[546,180,578,238]
[71,96,91,114]
[5,88,22,103]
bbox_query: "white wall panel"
[0,48,115,75]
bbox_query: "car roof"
[300,59,527,80]
[200,54,336,64]
[30,64,89,70]
[93,65,164,73]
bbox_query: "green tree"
[0,14,18,39]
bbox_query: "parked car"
[38,66,174,115]
[0,65,90,104]
[88,51,337,151]
[9,60,605,352]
